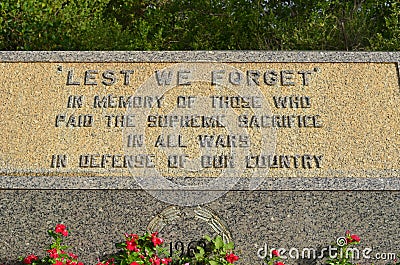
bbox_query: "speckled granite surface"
[1,51,400,62]
[1,176,399,190]
[1,54,400,191]
[0,52,399,265]
[0,190,398,265]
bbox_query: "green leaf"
[197,246,205,255]
[224,242,234,251]
[115,242,125,248]
[195,252,203,260]
[214,236,223,250]
[195,246,205,259]
[209,261,219,265]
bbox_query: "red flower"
[150,256,161,265]
[55,224,69,237]
[125,234,139,241]
[69,253,78,260]
[272,249,280,257]
[47,248,59,259]
[66,260,77,265]
[55,261,63,265]
[126,239,139,252]
[23,254,38,264]
[129,262,140,265]
[151,232,164,247]
[350,234,360,242]
[161,258,172,264]
[225,253,239,264]
[275,262,285,265]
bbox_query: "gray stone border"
[0,176,399,190]
[1,51,400,62]
[1,51,400,191]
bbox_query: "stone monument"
[0,51,399,264]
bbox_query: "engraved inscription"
[66,69,135,86]
[2,62,399,180]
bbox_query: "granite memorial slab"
[0,51,399,264]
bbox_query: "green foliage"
[175,235,239,265]
[19,224,84,265]
[0,0,399,50]
[100,232,172,265]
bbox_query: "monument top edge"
[0,50,400,63]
